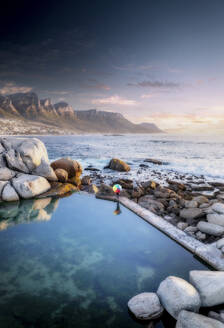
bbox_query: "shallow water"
[38,134,224,182]
[0,193,208,327]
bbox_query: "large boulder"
[12,174,51,199]
[106,158,130,172]
[157,276,201,319]
[5,149,29,173]
[211,203,224,214]
[207,213,224,227]
[0,137,57,181]
[0,181,7,195]
[197,221,224,236]
[51,158,82,178]
[180,208,204,220]
[189,271,224,307]
[54,168,68,183]
[128,292,163,320]
[138,195,164,213]
[176,310,224,328]
[0,167,16,181]
[2,183,19,202]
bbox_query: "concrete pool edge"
[119,197,224,271]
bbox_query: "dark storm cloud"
[127,80,180,88]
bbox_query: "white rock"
[189,270,224,307]
[0,167,16,180]
[197,221,224,236]
[193,196,209,204]
[157,276,201,319]
[217,238,224,249]
[196,231,206,240]
[12,174,50,199]
[184,226,198,233]
[18,138,49,170]
[185,200,198,208]
[128,292,163,320]
[207,213,224,227]
[212,203,224,214]
[5,149,29,173]
[2,184,19,202]
[177,222,188,230]
[180,208,204,220]
[0,154,6,167]
[0,181,7,196]
[1,137,55,180]
[176,310,224,328]
[221,246,224,254]
[32,158,57,181]
[0,142,5,154]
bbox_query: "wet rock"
[81,175,92,186]
[5,149,29,173]
[106,158,130,172]
[138,195,164,213]
[84,166,100,171]
[167,180,186,191]
[191,184,214,191]
[54,168,68,183]
[197,221,224,236]
[0,167,16,181]
[114,178,133,189]
[139,164,148,168]
[131,187,144,198]
[2,183,19,202]
[184,226,198,233]
[141,180,157,190]
[177,222,188,231]
[51,158,82,178]
[37,182,78,198]
[32,158,57,181]
[88,184,99,194]
[185,200,198,208]
[193,195,209,204]
[67,176,81,187]
[176,310,224,328]
[207,213,224,227]
[216,238,224,249]
[211,202,224,214]
[199,203,210,209]
[143,158,166,165]
[157,276,201,319]
[195,231,206,241]
[180,208,204,220]
[208,311,224,324]
[189,270,224,307]
[12,174,50,199]
[128,292,164,320]
[0,180,8,195]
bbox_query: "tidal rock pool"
[0,193,208,327]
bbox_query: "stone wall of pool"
[119,196,224,271]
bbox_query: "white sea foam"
[39,134,224,182]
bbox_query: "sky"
[1,0,224,134]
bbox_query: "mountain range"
[0,92,162,134]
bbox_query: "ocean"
[38,134,224,183]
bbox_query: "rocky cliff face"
[0,92,162,134]
[76,109,162,133]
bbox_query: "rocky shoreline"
[1,137,224,255]
[79,158,224,252]
[127,270,224,327]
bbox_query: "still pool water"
[0,193,208,327]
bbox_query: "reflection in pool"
[0,194,208,327]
